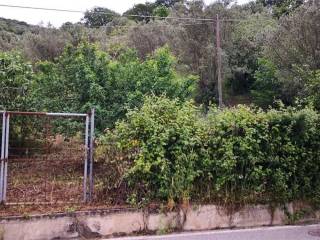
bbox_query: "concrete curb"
[0,203,318,239]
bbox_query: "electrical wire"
[0,4,216,22]
[0,3,268,25]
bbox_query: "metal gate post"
[0,112,6,202]
[83,114,89,202]
[3,113,9,202]
[88,108,95,201]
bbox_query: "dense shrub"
[32,43,196,132]
[97,96,320,206]
[0,51,33,111]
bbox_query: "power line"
[0,4,264,24]
[0,4,216,22]
[0,4,83,13]
[129,22,213,28]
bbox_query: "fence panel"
[3,112,93,204]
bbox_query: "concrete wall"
[0,203,318,240]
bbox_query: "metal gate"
[0,110,95,204]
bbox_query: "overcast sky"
[0,0,251,27]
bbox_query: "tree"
[251,58,282,108]
[265,3,320,105]
[155,0,183,7]
[32,43,196,131]
[0,52,33,111]
[128,0,253,106]
[123,0,181,22]
[226,11,276,96]
[153,6,170,18]
[83,7,120,27]
[303,70,320,110]
[21,28,71,62]
[123,3,156,22]
[259,0,304,18]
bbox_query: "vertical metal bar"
[3,113,10,202]
[83,114,89,202]
[89,109,95,201]
[0,112,6,202]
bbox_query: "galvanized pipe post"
[0,112,6,202]
[88,108,95,201]
[83,114,90,202]
[3,113,10,202]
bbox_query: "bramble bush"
[97,95,320,207]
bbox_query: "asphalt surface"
[109,224,320,240]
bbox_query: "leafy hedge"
[97,96,320,206]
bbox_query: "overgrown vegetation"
[1,43,196,131]
[97,96,320,207]
[1,0,320,208]
[1,0,319,110]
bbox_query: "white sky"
[0,0,251,27]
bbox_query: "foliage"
[264,3,320,106]
[306,70,320,110]
[98,96,320,206]
[259,0,304,18]
[227,12,276,95]
[31,42,196,131]
[83,7,120,28]
[155,0,182,7]
[98,96,202,202]
[153,6,170,18]
[0,17,38,35]
[21,28,71,61]
[0,52,33,110]
[124,0,180,22]
[0,1,318,109]
[124,3,157,23]
[251,58,281,108]
[0,0,320,209]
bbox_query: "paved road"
[109,224,320,240]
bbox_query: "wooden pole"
[216,14,223,108]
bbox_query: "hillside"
[0,17,38,35]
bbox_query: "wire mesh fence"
[0,110,94,205]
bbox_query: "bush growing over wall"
[97,96,320,207]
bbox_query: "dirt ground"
[0,137,113,217]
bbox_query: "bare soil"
[0,139,114,217]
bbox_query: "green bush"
[97,96,320,206]
[32,43,196,132]
[97,96,203,203]
[0,51,33,111]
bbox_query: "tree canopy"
[83,7,120,27]
[0,0,319,113]
[22,43,196,131]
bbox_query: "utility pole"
[216,14,223,108]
